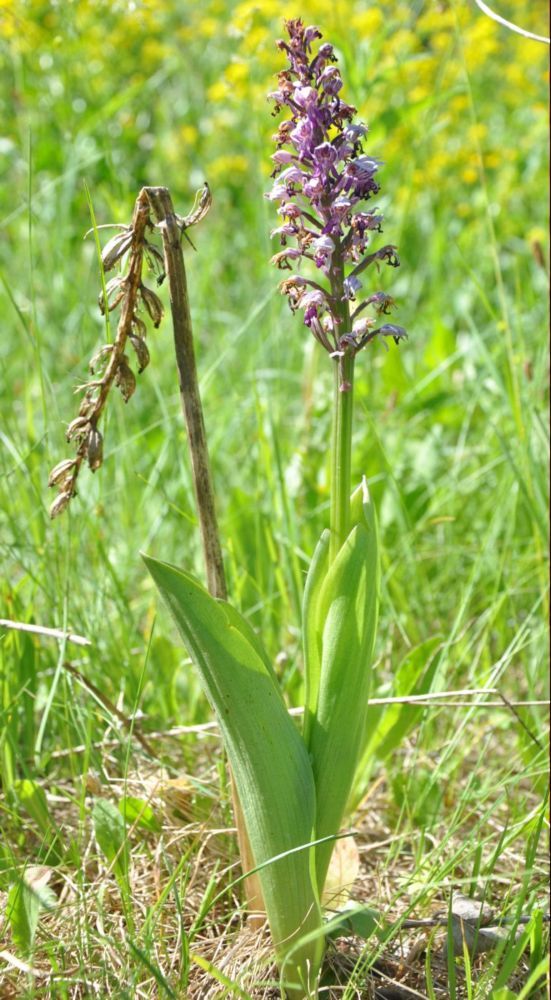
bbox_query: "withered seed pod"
[139,284,164,327]
[49,490,73,519]
[86,426,103,472]
[131,316,147,339]
[89,344,113,374]
[66,416,90,442]
[98,276,125,315]
[115,358,137,402]
[48,458,77,488]
[129,334,150,373]
[101,229,133,271]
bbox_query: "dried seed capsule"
[139,284,163,327]
[129,335,150,373]
[99,276,125,315]
[89,344,113,374]
[66,416,90,442]
[78,388,100,417]
[86,427,103,472]
[132,316,147,339]
[101,229,133,271]
[115,358,136,402]
[49,490,73,519]
[48,458,77,488]
[145,241,165,272]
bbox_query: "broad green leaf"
[6,881,40,956]
[119,796,161,833]
[309,485,379,891]
[302,528,330,745]
[6,867,56,956]
[93,798,130,881]
[218,598,277,684]
[143,555,324,997]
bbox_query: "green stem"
[329,351,355,562]
[329,242,355,563]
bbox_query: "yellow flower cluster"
[1,0,547,230]
[178,0,548,222]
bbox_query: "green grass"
[0,0,549,996]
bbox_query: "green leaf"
[143,554,324,997]
[13,779,52,836]
[93,798,130,881]
[349,635,443,810]
[302,528,330,745]
[218,598,277,684]
[6,880,40,955]
[13,779,66,864]
[6,868,56,956]
[365,636,443,762]
[119,796,161,833]
[309,484,379,891]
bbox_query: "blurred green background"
[0,0,548,822]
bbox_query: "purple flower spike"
[268,18,406,358]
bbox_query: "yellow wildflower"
[198,17,219,38]
[350,8,384,36]
[226,62,249,87]
[180,125,199,147]
[207,80,231,103]
[461,167,479,185]
[208,154,249,183]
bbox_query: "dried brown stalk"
[143,185,265,921]
[47,183,265,920]
[144,186,226,600]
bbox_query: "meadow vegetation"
[0,1,549,996]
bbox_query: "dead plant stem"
[143,186,265,922]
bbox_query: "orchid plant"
[145,20,406,997]
[49,18,406,1000]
